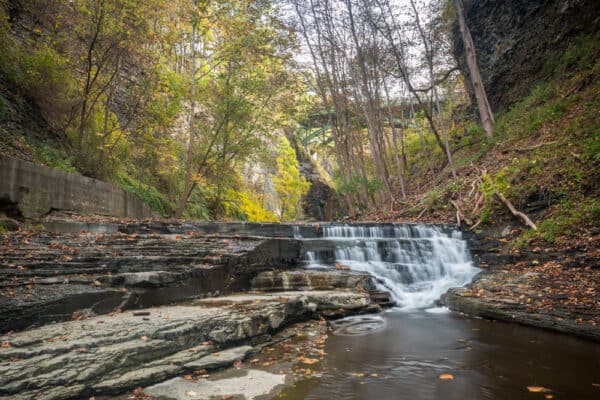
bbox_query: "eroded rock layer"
[0,229,301,332]
[0,291,373,400]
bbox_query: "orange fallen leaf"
[527,386,550,393]
[184,375,193,380]
[439,374,454,380]
[298,356,320,365]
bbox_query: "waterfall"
[298,224,478,310]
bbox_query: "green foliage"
[33,144,77,174]
[480,168,511,200]
[423,187,444,211]
[333,173,383,205]
[0,95,9,121]
[518,198,600,244]
[0,0,307,219]
[0,1,19,86]
[232,191,279,223]
[182,189,212,221]
[421,180,466,212]
[117,173,174,217]
[473,33,600,240]
[273,136,311,221]
[541,33,599,78]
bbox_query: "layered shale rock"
[251,270,377,292]
[0,229,301,332]
[454,0,600,112]
[0,291,372,400]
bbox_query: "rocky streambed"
[445,231,600,342]
[0,221,388,399]
[1,220,599,400]
[0,222,314,332]
[0,291,374,400]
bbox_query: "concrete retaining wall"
[0,155,154,219]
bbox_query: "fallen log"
[495,192,537,230]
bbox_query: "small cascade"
[298,224,478,310]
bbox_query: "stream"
[6,222,596,400]
[278,224,600,400]
[277,310,600,399]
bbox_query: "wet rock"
[0,230,302,332]
[445,272,600,342]
[184,345,252,371]
[0,291,372,400]
[145,369,286,400]
[41,220,118,234]
[103,271,185,288]
[251,270,376,292]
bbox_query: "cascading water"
[298,224,478,310]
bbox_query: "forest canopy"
[1,0,597,239]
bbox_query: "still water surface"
[277,310,600,400]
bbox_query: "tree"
[173,0,300,218]
[273,136,311,221]
[453,0,494,137]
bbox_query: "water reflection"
[276,311,600,400]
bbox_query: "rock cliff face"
[454,0,600,112]
[288,137,340,221]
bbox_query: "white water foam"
[299,224,478,310]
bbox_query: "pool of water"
[276,310,600,400]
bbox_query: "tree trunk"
[453,0,494,138]
[382,79,406,198]
[174,23,199,219]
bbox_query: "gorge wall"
[454,0,600,112]
[289,136,340,221]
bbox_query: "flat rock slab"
[251,270,376,292]
[145,369,286,400]
[445,265,600,342]
[0,290,370,400]
[184,345,252,370]
[0,231,301,331]
[196,291,370,311]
